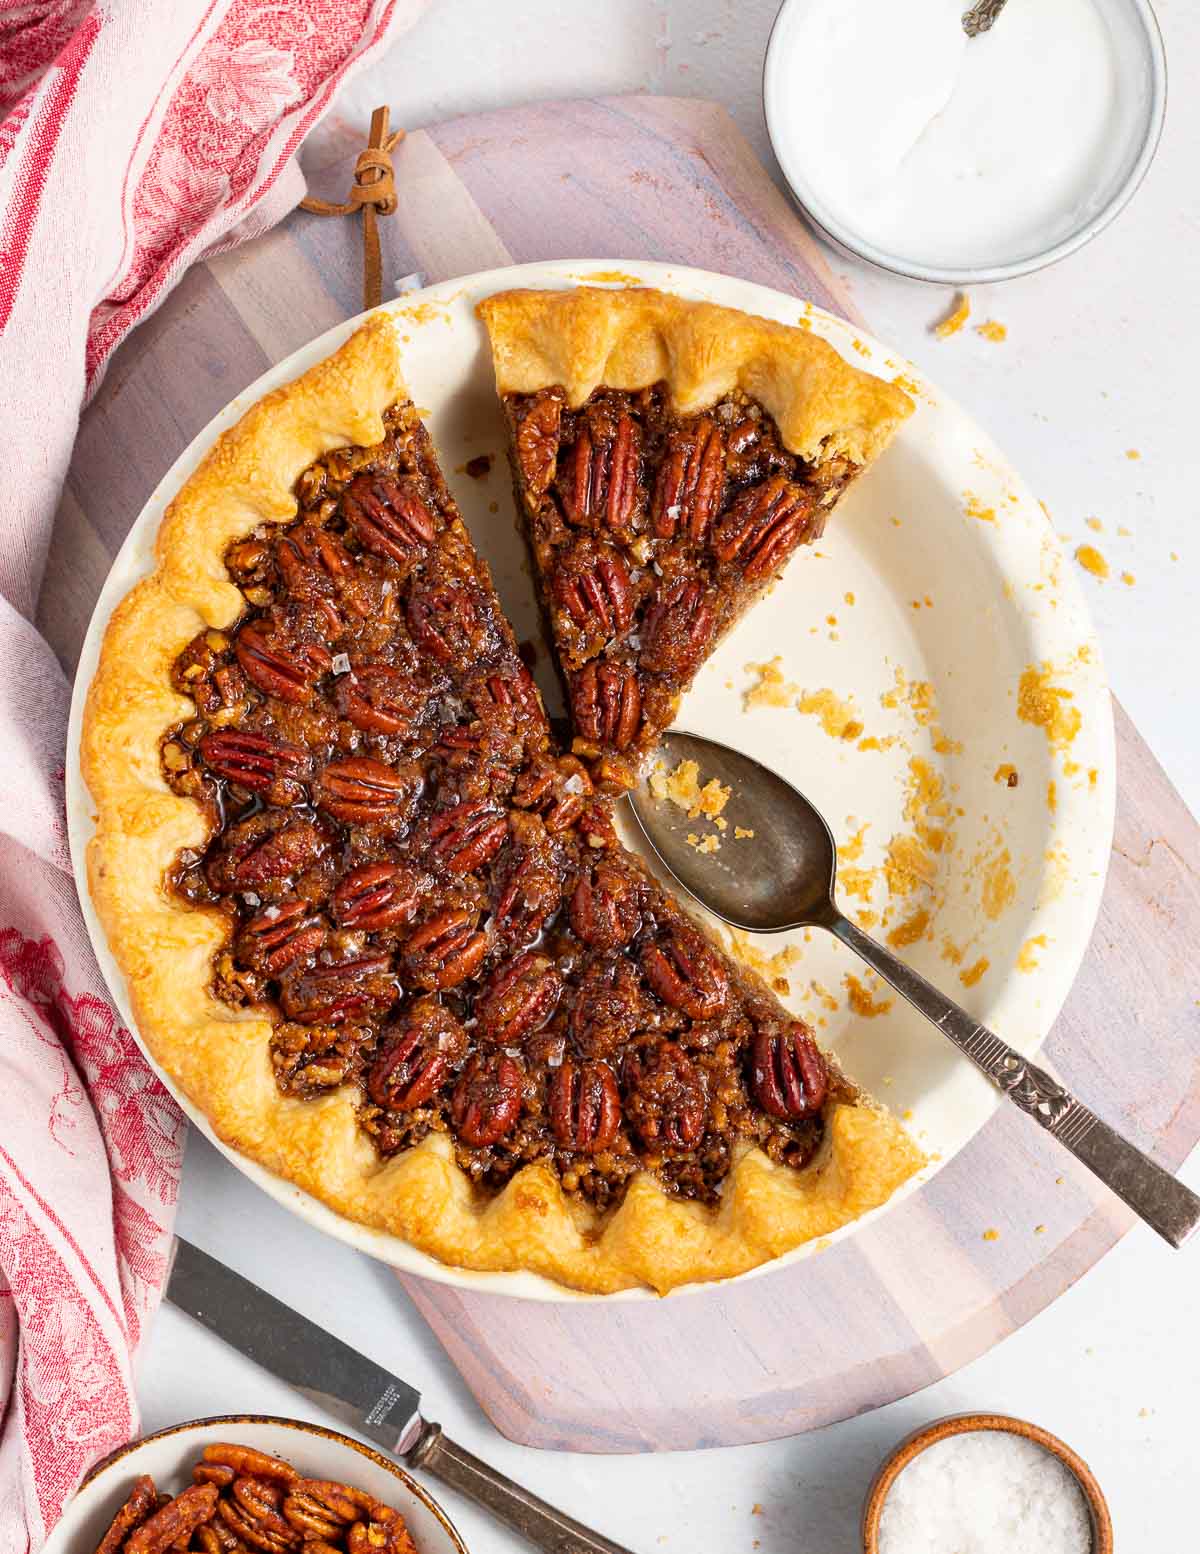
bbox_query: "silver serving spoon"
[628,730,1200,1249]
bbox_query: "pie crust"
[82,305,923,1295]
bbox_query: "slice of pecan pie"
[82,311,921,1295]
[479,287,913,790]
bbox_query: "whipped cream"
[771,0,1123,270]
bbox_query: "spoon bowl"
[629,730,1200,1250]
[627,730,838,931]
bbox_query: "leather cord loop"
[300,105,404,311]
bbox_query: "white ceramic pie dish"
[66,259,1115,1300]
[42,1415,467,1554]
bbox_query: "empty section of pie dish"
[763,0,1167,283]
[66,262,1115,1299]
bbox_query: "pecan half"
[553,542,636,643]
[234,622,331,703]
[549,1059,621,1153]
[95,1475,159,1554]
[492,847,566,945]
[641,927,729,1019]
[367,1000,469,1109]
[199,730,308,798]
[127,1485,218,1554]
[428,799,508,874]
[750,1021,828,1120]
[336,664,426,737]
[638,577,715,680]
[318,758,412,824]
[277,523,355,587]
[560,415,642,530]
[239,898,327,976]
[216,1494,292,1554]
[211,817,330,893]
[231,1478,297,1546]
[571,660,642,750]
[289,1480,374,1523]
[651,418,724,539]
[511,754,592,833]
[343,473,437,563]
[625,1041,707,1148]
[406,581,481,664]
[476,951,562,1046]
[515,391,562,494]
[568,859,642,948]
[332,860,424,931]
[193,1464,236,1489]
[570,955,661,1058]
[280,953,397,1025]
[402,908,489,990]
[711,476,816,581]
[472,665,545,729]
[450,1051,524,1146]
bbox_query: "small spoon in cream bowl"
[627,729,1200,1249]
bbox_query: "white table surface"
[139,4,1200,1550]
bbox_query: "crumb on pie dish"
[82,295,922,1295]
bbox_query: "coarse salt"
[877,1430,1091,1554]
[331,652,352,675]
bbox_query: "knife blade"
[166,1236,423,1452]
[166,1236,640,1554]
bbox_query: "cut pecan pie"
[479,286,914,789]
[82,308,922,1295]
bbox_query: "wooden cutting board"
[49,95,1200,1453]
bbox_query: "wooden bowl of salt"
[862,1413,1113,1554]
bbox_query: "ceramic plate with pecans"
[43,1418,465,1554]
[69,263,1113,1298]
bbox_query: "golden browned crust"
[476,285,914,466]
[81,309,923,1295]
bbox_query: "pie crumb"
[743,656,798,709]
[982,1227,1000,1242]
[649,759,730,820]
[844,973,894,1018]
[975,319,1007,342]
[934,292,971,338]
[1075,543,1109,579]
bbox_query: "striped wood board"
[50,95,1200,1452]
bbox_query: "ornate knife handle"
[831,914,1200,1248]
[409,1423,640,1554]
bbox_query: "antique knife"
[167,1237,637,1554]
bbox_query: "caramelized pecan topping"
[163,388,838,1217]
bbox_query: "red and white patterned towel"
[0,3,428,1546]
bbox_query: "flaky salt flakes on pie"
[83,307,922,1295]
[478,286,914,790]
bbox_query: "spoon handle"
[829,914,1200,1248]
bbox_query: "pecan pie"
[478,286,913,789]
[82,307,922,1295]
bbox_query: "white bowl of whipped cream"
[764,0,1166,283]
